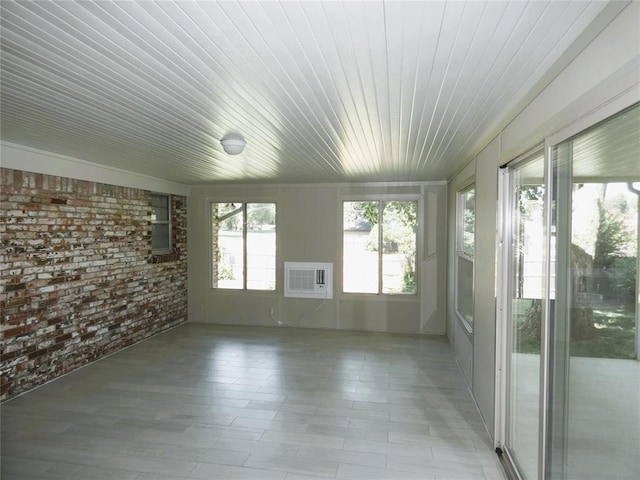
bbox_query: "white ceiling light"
[220,133,246,155]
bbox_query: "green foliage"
[461,188,476,256]
[518,309,636,359]
[402,269,416,293]
[592,198,636,311]
[358,201,379,226]
[570,327,636,359]
[518,185,544,209]
[247,203,276,231]
[348,200,417,231]
[385,201,417,293]
[215,203,243,231]
[348,200,417,293]
[514,183,637,359]
[217,249,234,281]
[593,200,631,269]
[386,201,417,228]
[213,203,276,232]
[611,256,637,308]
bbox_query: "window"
[456,185,475,328]
[211,202,276,290]
[151,194,171,254]
[343,200,417,294]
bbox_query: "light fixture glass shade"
[220,133,246,155]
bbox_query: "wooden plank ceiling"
[0,1,614,184]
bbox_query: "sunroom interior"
[1,1,639,479]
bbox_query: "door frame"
[494,145,550,480]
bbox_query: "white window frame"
[211,201,277,291]
[341,195,420,296]
[456,184,475,331]
[151,193,171,255]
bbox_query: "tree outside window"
[343,200,417,294]
[212,203,276,290]
[456,186,475,328]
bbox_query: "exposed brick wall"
[0,168,188,401]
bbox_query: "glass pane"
[343,201,378,293]
[151,194,169,222]
[549,105,640,480]
[462,188,475,257]
[382,201,417,294]
[247,203,276,290]
[507,153,545,480]
[212,203,244,289]
[570,182,637,358]
[456,256,474,324]
[152,223,170,251]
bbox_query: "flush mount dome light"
[220,133,246,155]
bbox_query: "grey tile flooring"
[1,323,506,479]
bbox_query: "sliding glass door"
[547,104,640,480]
[499,104,639,480]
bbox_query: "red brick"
[0,167,187,401]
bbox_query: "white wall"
[188,182,447,334]
[472,137,500,431]
[446,2,640,440]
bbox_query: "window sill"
[152,252,179,264]
[456,311,474,336]
[341,293,419,302]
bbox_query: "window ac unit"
[284,262,333,299]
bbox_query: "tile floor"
[1,323,507,480]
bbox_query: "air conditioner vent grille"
[284,262,333,299]
[289,269,316,291]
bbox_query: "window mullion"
[243,203,248,290]
[378,201,383,295]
